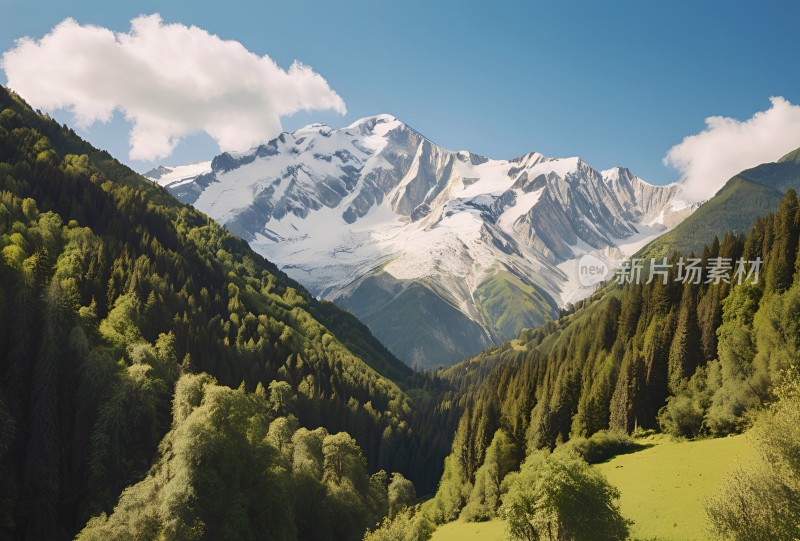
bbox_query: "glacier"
[146,115,695,368]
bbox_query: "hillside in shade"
[0,85,451,540]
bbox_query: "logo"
[578,254,610,287]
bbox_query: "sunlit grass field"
[430,519,506,541]
[431,433,758,541]
[596,433,758,541]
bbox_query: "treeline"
[423,189,800,524]
[0,86,447,539]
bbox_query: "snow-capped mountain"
[146,115,694,367]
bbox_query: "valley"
[2,73,800,540]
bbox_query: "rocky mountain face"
[147,115,694,367]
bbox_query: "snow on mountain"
[147,115,695,367]
[145,161,212,189]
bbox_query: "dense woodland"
[2,83,799,541]
[0,86,462,540]
[418,187,800,529]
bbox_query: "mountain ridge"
[147,115,695,367]
[640,145,800,259]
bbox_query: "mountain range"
[147,115,695,367]
[4,82,800,541]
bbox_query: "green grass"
[430,519,506,541]
[595,433,758,541]
[431,434,758,541]
[474,269,557,341]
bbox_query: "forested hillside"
[4,79,799,541]
[0,86,455,540]
[643,147,800,258]
[422,188,800,525]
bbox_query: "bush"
[363,506,434,541]
[500,450,631,541]
[560,430,642,464]
[658,395,704,438]
[706,371,800,540]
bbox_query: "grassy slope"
[474,269,558,342]
[339,274,493,368]
[596,434,758,541]
[430,434,758,541]
[642,146,800,259]
[642,177,783,258]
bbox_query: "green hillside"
[642,147,800,258]
[337,267,559,370]
[474,269,557,344]
[597,434,757,540]
[417,183,800,537]
[430,434,758,541]
[338,273,494,369]
[0,85,450,540]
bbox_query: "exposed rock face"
[148,115,694,367]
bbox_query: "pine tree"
[460,429,515,521]
[21,280,64,539]
[668,286,702,393]
[767,190,799,292]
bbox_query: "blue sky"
[1,0,799,184]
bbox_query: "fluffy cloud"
[1,15,346,161]
[665,97,800,203]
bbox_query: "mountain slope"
[0,86,438,539]
[150,116,693,367]
[422,184,800,526]
[642,146,800,258]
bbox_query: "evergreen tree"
[20,280,65,539]
[460,429,516,521]
[766,189,799,292]
[667,286,701,393]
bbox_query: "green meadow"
[431,433,758,541]
[596,433,757,540]
[430,519,506,541]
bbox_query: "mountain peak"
[601,166,631,180]
[295,122,331,134]
[347,113,398,126]
[601,166,671,189]
[346,114,404,134]
[510,151,547,164]
[149,115,693,366]
[537,156,583,178]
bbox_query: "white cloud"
[665,97,800,203]
[1,14,346,161]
